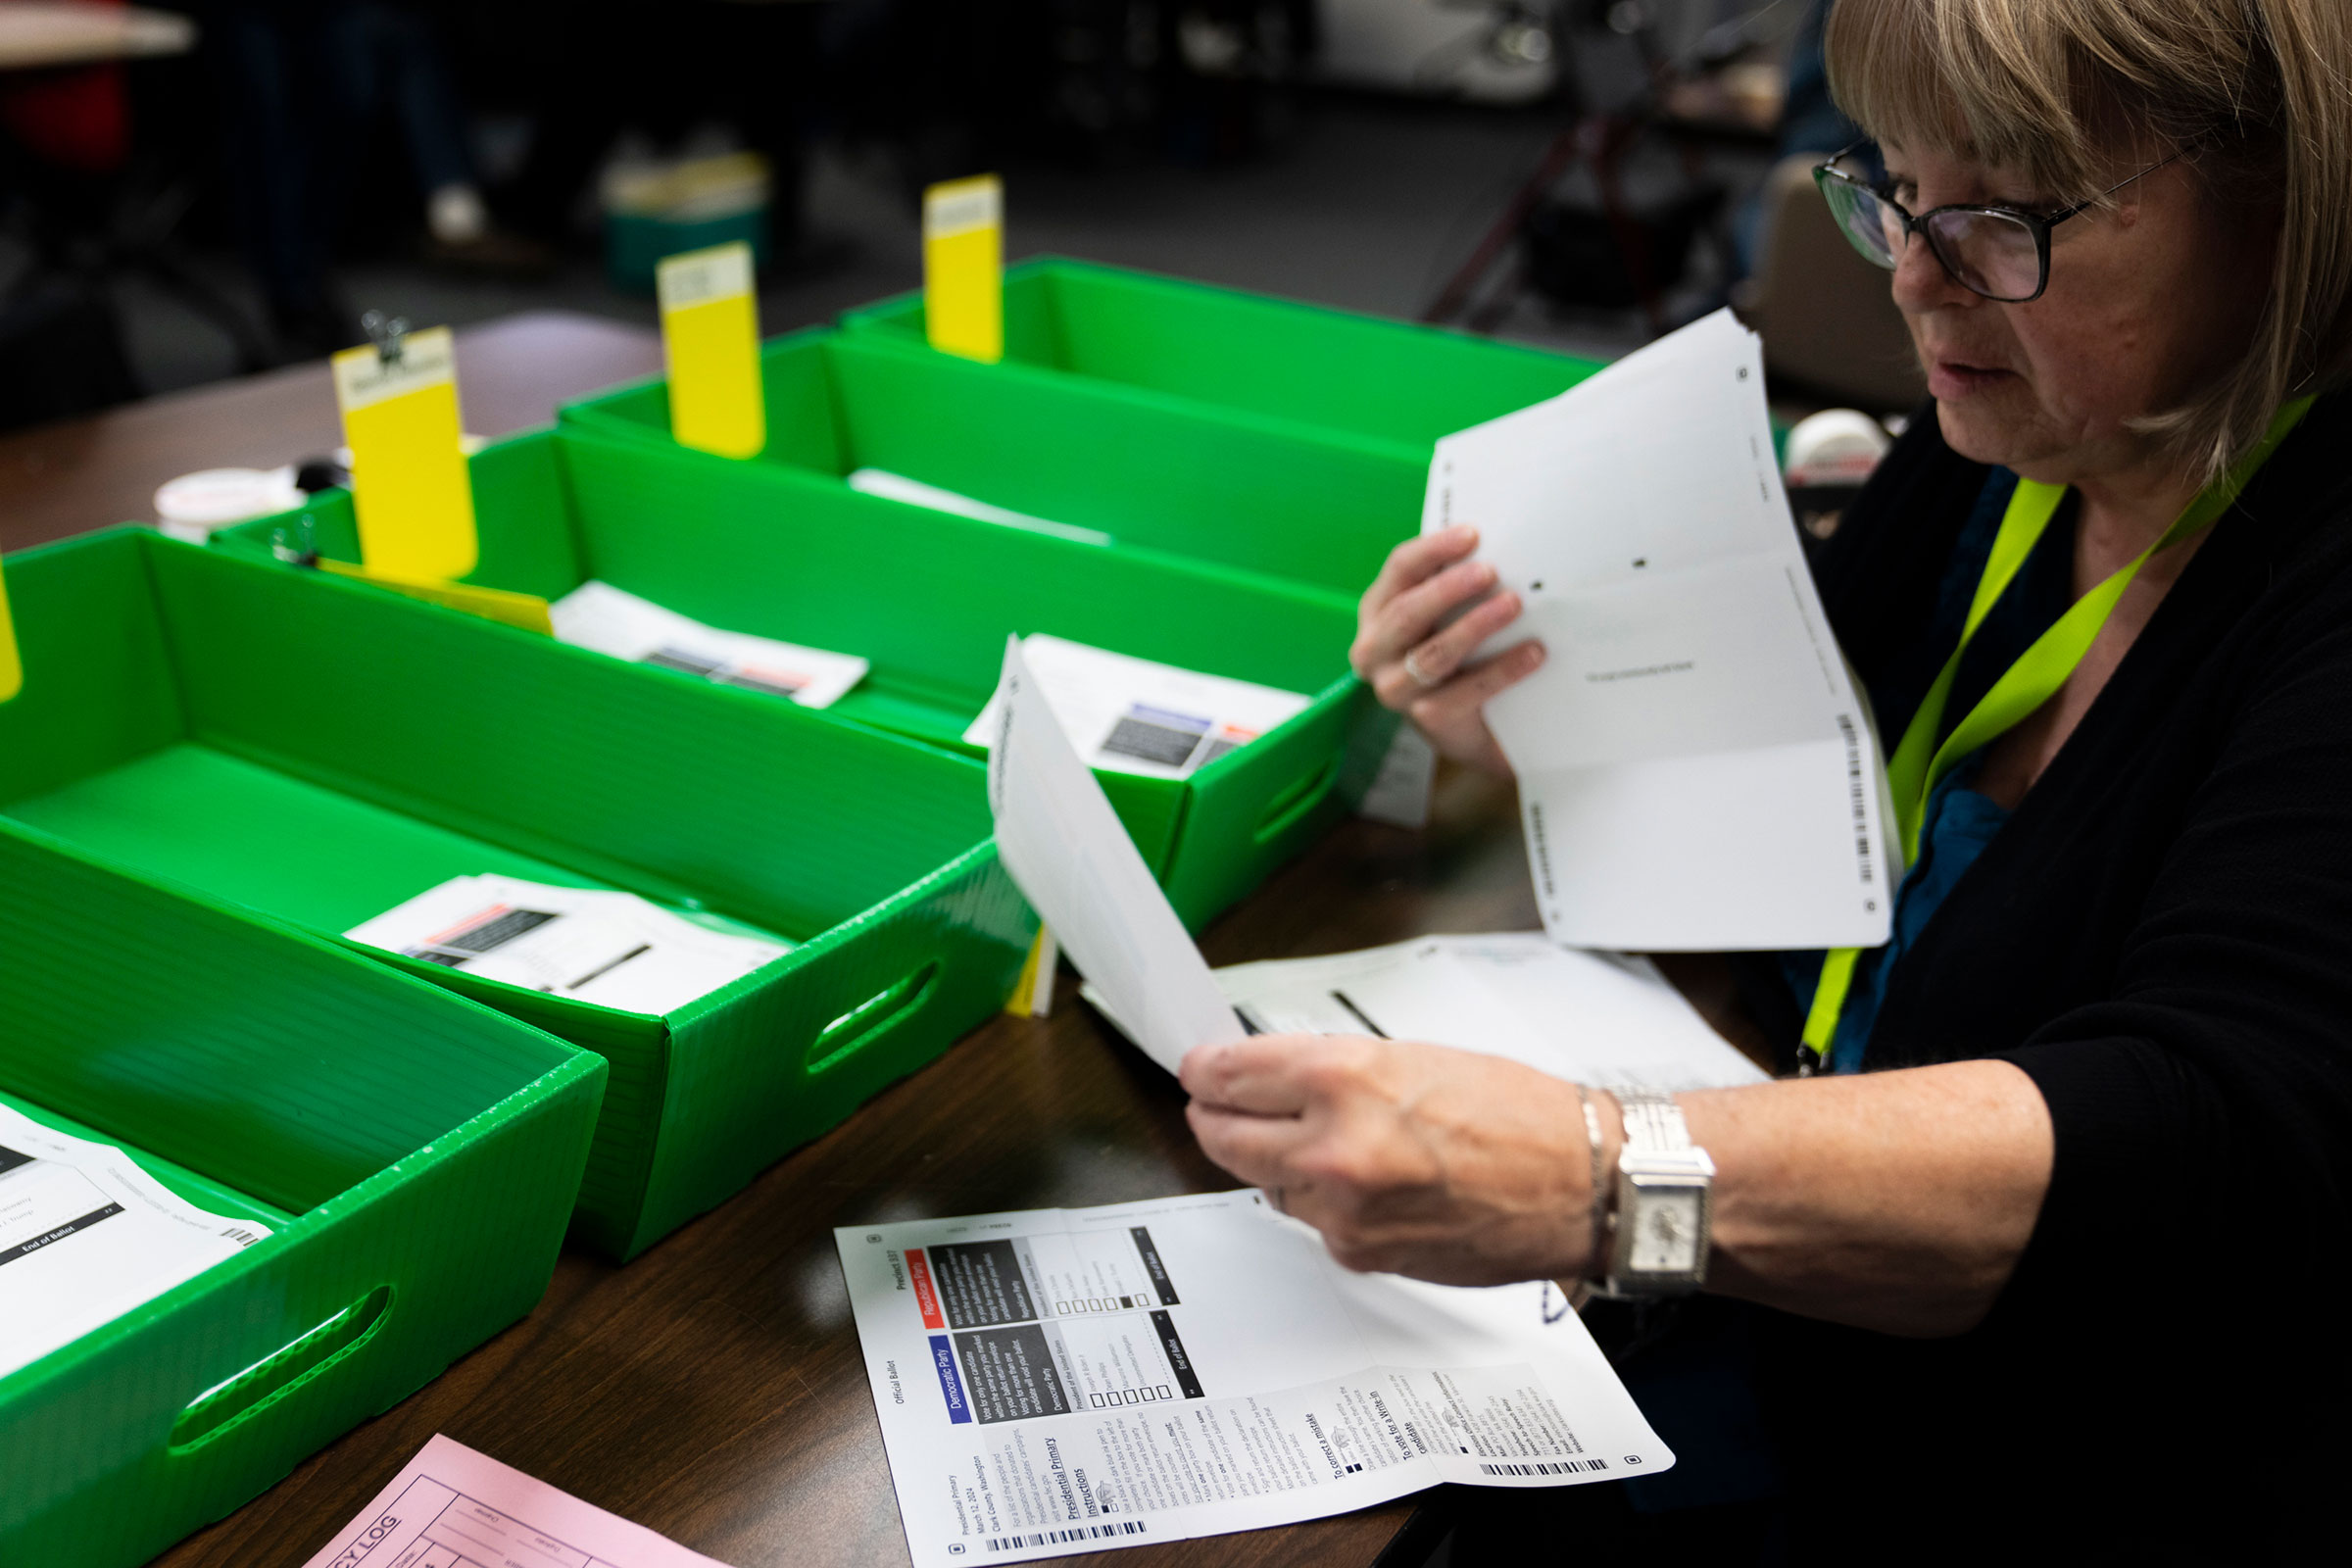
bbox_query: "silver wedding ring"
[1402,648,1442,690]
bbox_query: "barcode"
[986,1520,1148,1551]
[1837,712,1873,886]
[1102,712,1209,767]
[436,906,558,956]
[1479,1458,1608,1477]
[220,1227,263,1248]
[644,646,727,679]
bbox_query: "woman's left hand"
[1181,1033,1598,1286]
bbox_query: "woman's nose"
[1889,229,1975,316]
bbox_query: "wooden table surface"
[0,311,664,554]
[3,315,1539,1566]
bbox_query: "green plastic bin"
[837,256,1608,456]
[556,322,1430,598]
[0,821,605,1568]
[0,527,1032,1260]
[214,426,1382,932]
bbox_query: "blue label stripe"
[930,1334,971,1424]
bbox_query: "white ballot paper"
[347,874,790,1014]
[850,466,1115,548]
[0,1101,270,1379]
[986,637,1244,1072]
[549,579,868,708]
[1093,934,1765,1092]
[1430,309,1896,951]
[968,634,1313,781]
[838,1192,1671,1567]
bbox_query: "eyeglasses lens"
[1823,177,1901,269]
[1923,209,2043,302]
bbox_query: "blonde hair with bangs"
[1824,0,2352,481]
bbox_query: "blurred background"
[0,0,1921,435]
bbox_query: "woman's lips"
[1927,359,2016,399]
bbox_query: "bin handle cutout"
[1252,757,1341,847]
[808,961,941,1075]
[170,1284,394,1453]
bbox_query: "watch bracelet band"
[1594,1086,1712,1298]
[1616,1087,1693,1153]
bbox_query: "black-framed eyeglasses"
[1812,141,2184,304]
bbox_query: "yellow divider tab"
[658,241,766,459]
[316,559,553,634]
[333,325,478,582]
[924,173,1003,364]
[0,558,20,703]
[1004,923,1057,1018]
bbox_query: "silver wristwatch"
[1598,1088,1715,1298]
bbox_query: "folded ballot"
[1430,309,1896,951]
[986,636,1245,1072]
[549,579,868,708]
[0,1101,270,1379]
[1089,934,1765,1092]
[968,634,1311,782]
[982,637,1754,1090]
[347,874,790,1014]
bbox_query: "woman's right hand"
[1349,524,1545,777]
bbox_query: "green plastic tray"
[838,255,1607,454]
[214,426,1382,932]
[0,820,605,1568]
[556,321,1432,598]
[0,527,1033,1260]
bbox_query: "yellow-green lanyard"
[1799,398,2314,1072]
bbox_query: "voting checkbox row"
[1089,1386,1176,1407]
[1056,1296,1149,1313]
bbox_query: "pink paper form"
[297,1435,734,1568]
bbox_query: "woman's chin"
[1934,397,2044,470]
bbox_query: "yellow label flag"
[924,173,1003,364]
[0,558,20,703]
[316,559,554,635]
[333,325,477,582]
[658,241,766,459]
[1004,923,1058,1018]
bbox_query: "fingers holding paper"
[1349,525,1544,778]
[1181,1033,1598,1287]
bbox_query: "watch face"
[1628,1187,1704,1274]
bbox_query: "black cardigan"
[1736,395,2352,1556]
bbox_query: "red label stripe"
[906,1248,945,1330]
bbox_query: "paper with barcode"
[966,634,1311,780]
[346,874,790,1015]
[0,1100,271,1379]
[1087,934,1768,1093]
[1431,308,1896,950]
[837,1191,1670,1568]
[550,580,867,709]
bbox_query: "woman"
[1182,0,2352,1554]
